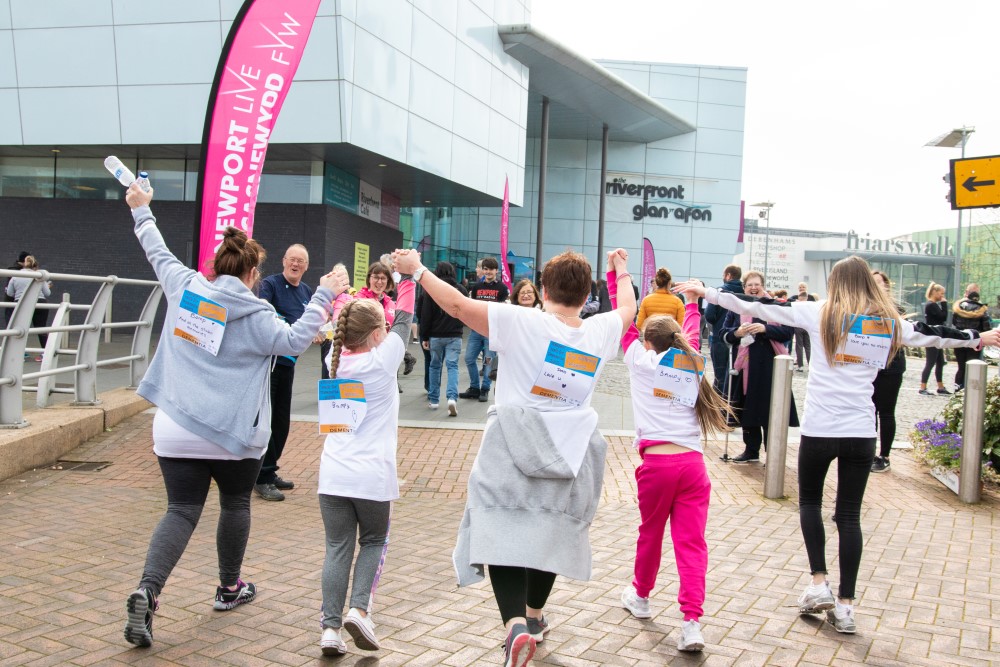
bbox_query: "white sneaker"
[620,584,651,619]
[678,619,705,652]
[429,402,439,410]
[447,399,457,417]
[344,607,379,650]
[320,627,346,656]
[827,603,857,634]
[797,581,835,614]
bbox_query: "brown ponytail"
[327,299,385,378]
[654,267,672,290]
[211,227,265,280]
[642,314,733,437]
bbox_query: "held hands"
[125,182,154,209]
[392,248,422,275]
[981,328,1000,348]
[608,248,628,274]
[320,266,351,297]
[672,279,706,299]
[737,323,765,337]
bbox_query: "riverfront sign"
[605,173,712,223]
[950,155,1000,210]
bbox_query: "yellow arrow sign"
[951,155,1000,210]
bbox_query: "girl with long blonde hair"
[610,259,730,653]
[674,255,998,635]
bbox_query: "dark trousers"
[710,338,732,396]
[422,345,431,392]
[487,565,557,624]
[742,425,768,458]
[794,329,811,367]
[320,339,332,380]
[797,435,875,600]
[31,304,49,348]
[920,347,945,384]
[872,372,903,458]
[258,363,294,484]
[953,347,980,388]
[140,456,262,596]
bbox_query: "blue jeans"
[429,337,461,403]
[464,330,494,391]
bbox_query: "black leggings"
[797,435,875,600]
[487,565,557,624]
[139,456,262,596]
[954,347,980,388]
[920,347,945,384]
[872,372,903,458]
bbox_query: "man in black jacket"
[419,262,468,416]
[951,289,991,390]
[704,264,743,396]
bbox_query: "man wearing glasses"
[255,244,314,501]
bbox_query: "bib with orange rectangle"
[174,289,228,356]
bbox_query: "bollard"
[764,354,794,499]
[959,360,987,504]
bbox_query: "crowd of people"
[114,183,999,665]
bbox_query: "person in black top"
[2,251,28,328]
[419,262,468,416]
[951,289,992,390]
[255,244,315,501]
[918,282,950,396]
[704,264,743,397]
[459,257,508,402]
[870,271,906,473]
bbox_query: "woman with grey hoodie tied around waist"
[395,247,636,667]
[121,183,349,648]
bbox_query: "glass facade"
[400,206,482,282]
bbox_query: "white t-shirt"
[488,305,621,412]
[624,343,703,452]
[152,409,253,460]
[708,288,982,438]
[317,333,405,501]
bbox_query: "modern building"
[1,0,747,319]
[734,220,961,316]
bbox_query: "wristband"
[616,272,632,281]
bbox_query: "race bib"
[653,349,706,407]
[530,341,601,407]
[173,290,227,356]
[318,379,367,434]
[835,315,894,369]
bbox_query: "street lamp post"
[752,202,775,278]
[925,126,974,296]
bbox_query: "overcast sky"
[530,0,1000,238]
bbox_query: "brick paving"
[2,396,999,667]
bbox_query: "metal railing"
[0,269,162,428]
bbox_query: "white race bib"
[530,341,601,407]
[835,315,894,369]
[318,379,367,434]
[173,290,227,356]
[653,349,706,408]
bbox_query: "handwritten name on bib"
[530,341,601,407]
[653,349,706,407]
[318,379,367,434]
[834,315,894,369]
[173,290,228,356]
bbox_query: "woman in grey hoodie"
[395,247,636,667]
[121,183,349,649]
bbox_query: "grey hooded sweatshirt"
[132,205,333,458]
[453,404,607,585]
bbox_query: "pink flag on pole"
[195,0,323,273]
[641,237,656,301]
[499,176,513,291]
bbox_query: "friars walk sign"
[846,230,953,257]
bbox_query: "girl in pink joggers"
[607,260,731,653]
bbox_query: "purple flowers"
[914,420,964,466]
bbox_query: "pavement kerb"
[0,386,151,482]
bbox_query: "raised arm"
[607,250,637,336]
[902,320,999,350]
[126,184,197,294]
[388,277,415,341]
[393,249,489,336]
[607,269,639,352]
[674,281,800,329]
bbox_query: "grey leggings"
[138,456,262,597]
[319,494,391,629]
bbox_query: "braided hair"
[327,299,385,379]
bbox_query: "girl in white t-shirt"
[674,256,999,635]
[609,268,731,654]
[316,271,414,657]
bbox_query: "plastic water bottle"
[104,155,136,187]
[136,171,151,193]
